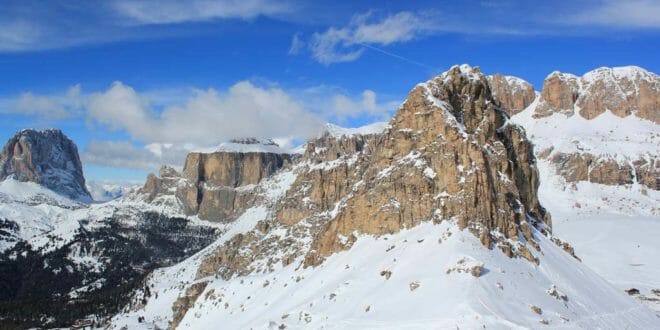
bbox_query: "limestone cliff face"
[0,129,91,200]
[537,151,659,191]
[487,74,536,116]
[535,66,659,123]
[177,151,294,220]
[136,142,295,221]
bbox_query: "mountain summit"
[0,129,91,200]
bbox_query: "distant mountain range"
[0,64,657,329]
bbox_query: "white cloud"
[308,11,438,64]
[113,0,291,25]
[350,11,436,45]
[5,80,401,170]
[88,82,157,140]
[303,88,400,123]
[87,81,324,144]
[565,0,660,28]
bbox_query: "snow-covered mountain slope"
[0,178,93,253]
[111,160,660,329]
[3,64,657,329]
[109,65,659,329]
[536,159,660,312]
[511,96,658,163]
[215,139,291,154]
[0,177,222,327]
[112,219,658,330]
[0,129,227,327]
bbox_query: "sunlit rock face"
[135,139,296,221]
[535,66,659,123]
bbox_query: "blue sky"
[0,0,658,182]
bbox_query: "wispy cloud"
[288,32,305,55]
[563,0,660,29]
[0,20,43,52]
[0,0,292,52]
[2,1,658,53]
[308,11,438,64]
[113,0,292,25]
[0,85,84,119]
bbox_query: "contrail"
[356,42,436,71]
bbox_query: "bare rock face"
[535,72,580,118]
[535,66,659,123]
[549,153,633,185]
[136,140,295,221]
[487,74,536,116]
[515,66,659,190]
[0,129,91,200]
[633,158,660,190]
[168,281,208,330]
[539,152,659,190]
[177,151,294,220]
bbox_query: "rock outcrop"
[487,74,536,116]
[136,139,295,221]
[534,66,659,123]
[0,129,91,200]
[177,151,293,220]
[541,152,659,190]
[139,166,184,203]
[282,65,549,266]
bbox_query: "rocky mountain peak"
[268,64,553,267]
[536,66,659,122]
[0,129,91,200]
[405,64,497,135]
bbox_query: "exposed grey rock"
[0,129,91,200]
